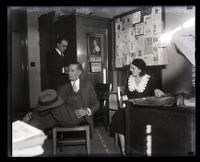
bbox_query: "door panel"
[12,32,26,120]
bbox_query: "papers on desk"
[130,96,176,106]
[12,120,47,157]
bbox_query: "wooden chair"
[107,86,125,151]
[52,123,91,155]
[94,83,110,131]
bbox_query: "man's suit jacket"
[46,49,68,90]
[53,78,99,132]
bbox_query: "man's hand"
[23,112,32,122]
[74,108,89,118]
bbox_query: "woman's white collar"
[128,74,150,93]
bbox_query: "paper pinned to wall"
[115,56,124,68]
[130,11,141,24]
[135,23,144,35]
[157,47,168,65]
[152,7,162,33]
[122,16,129,30]
[152,7,162,23]
[152,34,161,55]
[130,40,136,54]
[115,18,122,31]
[144,37,153,55]
[136,36,144,57]
[126,14,132,28]
[144,15,153,36]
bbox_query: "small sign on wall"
[90,62,102,73]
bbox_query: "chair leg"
[59,132,64,152]
[52,128,57,156]
[86,127,90,155]
[59,143,63,152]
[114,133,118,151]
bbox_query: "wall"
[27,10,41,108]
[162,6,195,94]
[76,15,110,86]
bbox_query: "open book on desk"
[12,120,47,157]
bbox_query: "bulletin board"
[114,6,168,68]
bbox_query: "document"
[12,120,47,157]
[12,145,44,157]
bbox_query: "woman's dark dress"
[109,75,158,137]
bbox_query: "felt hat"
[35,89,63,111]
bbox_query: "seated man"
[23,62,99,132]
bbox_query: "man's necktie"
[72,82,78,92]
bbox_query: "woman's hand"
[154,89,165,97]
[120,95,128,109]
[122,95,128,101]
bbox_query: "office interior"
[9,6,195,157]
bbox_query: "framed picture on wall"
[87,33,103,57]
[135,23,144,35]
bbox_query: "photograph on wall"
[87,33,103,57]
[135,23,144,35]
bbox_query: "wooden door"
[39,13,54,90]
[10,9,29,121]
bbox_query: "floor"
[40,125,122,157]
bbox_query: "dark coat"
[53,78,100,133]
[46,49,68,90]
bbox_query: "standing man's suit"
[46,49,68,90]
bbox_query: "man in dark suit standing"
[46,37,69,90]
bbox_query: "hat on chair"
[35,89,64,111]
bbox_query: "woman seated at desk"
[109,58,165,156]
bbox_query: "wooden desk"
[125,101,195,156]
